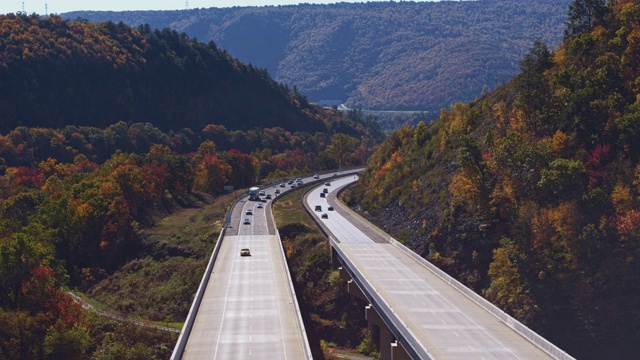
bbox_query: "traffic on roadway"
[176,170,360,359]
[181,185,302,359]
[305,176,572,360]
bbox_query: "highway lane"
[182,186,303,359]
[179,170,361,359]
[306,177,561,360]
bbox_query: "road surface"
[306,176,568,360]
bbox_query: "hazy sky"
[1,0,440,15]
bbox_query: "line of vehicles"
[248,176,308,203]
[242,172,342,257]
[249,173,338,202]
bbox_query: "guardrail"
[328,236,432,360]
[387,237,575,360]
[299,174,431,359]
[265,168,362,358]
[170,226,226,359]
[268,202,313,359]
[170,194,243,360]
[171,170,362,359]
[328,179,575,360]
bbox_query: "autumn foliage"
[0,14,383,358]
[354,1,640,358]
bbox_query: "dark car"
[321,213,328,219]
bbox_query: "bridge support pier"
[366,304,394,359]
[331,247,341,268]
[347,279,367,301]
[331,260,411,360]
[391,341,411,360]
[338,264,411,359]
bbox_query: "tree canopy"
[353,1,640,358]
[64,0,572,112]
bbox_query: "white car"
[245,209,253,215]
[240,248,251,256]
[313,174,320,179]
[257,203,263,208]
[243,218,251,225]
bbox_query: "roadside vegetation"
[0,15,383,358]
[272,188,370,359]
[353,1,640,358]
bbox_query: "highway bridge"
[172,171,574,360]
[304,176,575,360]
[171,171,357,359]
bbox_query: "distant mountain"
[0,13,328,134]
[64,0,571,111]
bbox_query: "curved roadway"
[182,183,304,359]
[180,171,359,359]
[306,176,568,360]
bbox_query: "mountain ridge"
[0,13,329,134]
[63,0,572,112]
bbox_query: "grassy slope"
[273,188,372,359]
[85,191,240,324]
[79,186,369,359]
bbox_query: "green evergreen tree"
[564,0,608,38]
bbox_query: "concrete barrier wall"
[269,198,313,359]
[328,236,433,360]
[331,180,574,360]
[387,237,575,360]
[274,228,313,359]
[170,195,243,360]
[300,177,431,359]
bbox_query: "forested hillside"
[0,13,330,134]
[64,0,571,112]
[347,1,640,358]
[0,15,382,358]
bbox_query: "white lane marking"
[314,178,523,359]
[212,233,242,358]
[266,232,289,360]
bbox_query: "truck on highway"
[249,187,260,201]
